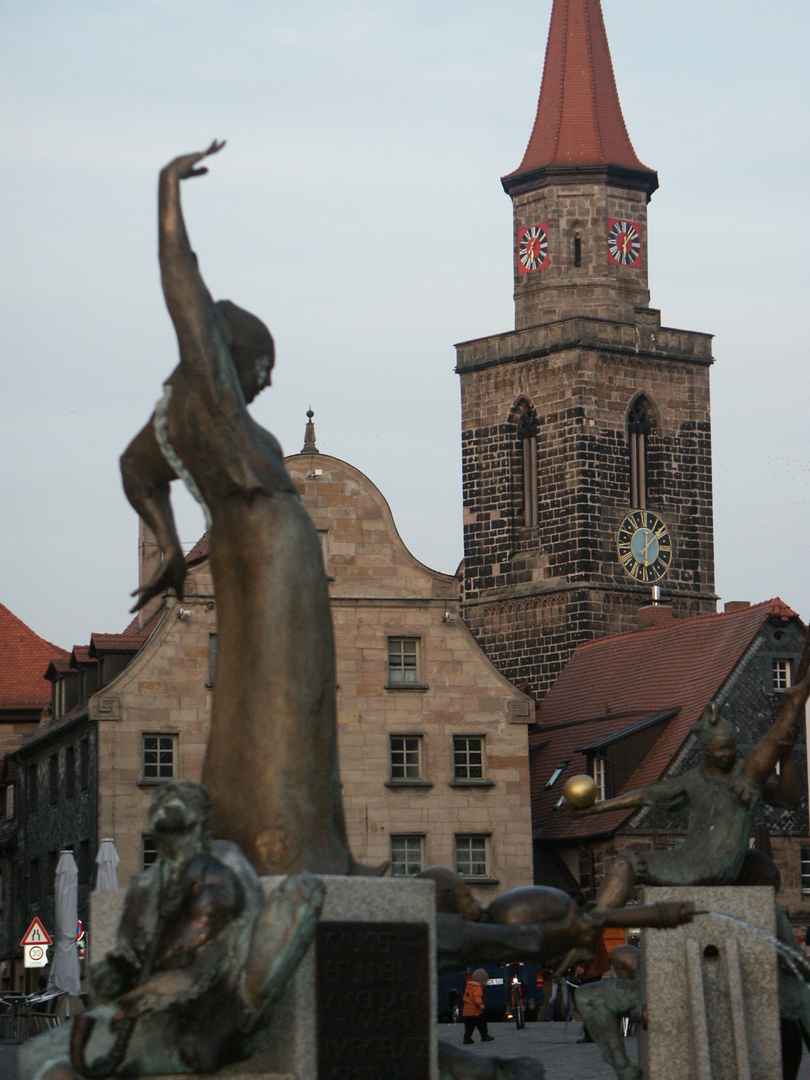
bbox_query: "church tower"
[457,0,716,698]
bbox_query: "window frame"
[142,835,158,870]
[450,735,493,788]
[390,834,425,877]
[454,834,491,880]
[593,756,607,802]
[772,658,792,691]
[387,734,431,787]
[140,733,178,784]
[386,637,425,690]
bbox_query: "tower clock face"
[617,510,672,583]
[607,219,642,267]
[517,223,550,274]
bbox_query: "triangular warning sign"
[21,917,52,947]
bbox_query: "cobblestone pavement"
[439,1021,637,1080]
[3,1025,810,1079]
[438,1019,810,1079]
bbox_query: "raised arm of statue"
[742,666,810,788]
[565,774,689,819]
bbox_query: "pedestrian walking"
[462,968,495,1044]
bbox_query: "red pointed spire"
[504,0,656,193]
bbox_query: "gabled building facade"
[457,0,716,698]
[0,603,68,989]
[80,442,534,893]
[1,432,534,987]
[529,599,810,922]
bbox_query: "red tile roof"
[531,600,804,841]
[185,534,210,565]
[0,603,68,711]
[504,0,656,188]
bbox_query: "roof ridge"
[571,599,785,653]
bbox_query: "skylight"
[545,763,567,789]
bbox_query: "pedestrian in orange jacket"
[462,968,495,1044]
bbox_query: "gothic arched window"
[516,406,539,527]
[627,395,654,508]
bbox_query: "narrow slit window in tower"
[628,397,653,509]
[518,410,538,527]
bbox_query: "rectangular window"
[593,756,607,802]
[208,634,218,687]
[801,847,810,894]
[142,734,177,781]
[5,785,14,820]
[389,736,423,781]
[773,658,792,691]
[387,638,419,684]
[66,746,76,799]
[27,765,37,814]
[80,739,89,791]
[142,836,158,870]
[453,736,485,781]
[455,835,489,879]
[48,755,58,806]
[390,835,424,877]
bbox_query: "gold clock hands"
[640,530,655,563]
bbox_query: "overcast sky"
[2,1,809,650]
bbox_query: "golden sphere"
[563,774,598,809]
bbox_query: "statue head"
[215,300,275,404]
[692,702,737,771]
[149,779,212,840]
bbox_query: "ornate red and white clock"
[607,218,642,267]
[517,223,549,273]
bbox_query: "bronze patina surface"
[19,781,324,1080]
[120,143,380,877]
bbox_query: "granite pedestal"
[90,875,437,1080]
[641,886,781,1080]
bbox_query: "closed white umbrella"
[48,850,81,996]
[95,838,120,890]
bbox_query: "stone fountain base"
[90,875,437,1080]
[641,885,780,1080]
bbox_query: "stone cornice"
[455,315,713,374]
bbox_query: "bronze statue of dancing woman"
[121,141,380,877]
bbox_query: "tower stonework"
[457,0,716,698]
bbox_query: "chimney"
[138,518,163,630]
[724,601,751,614]
[638,605,674,630]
